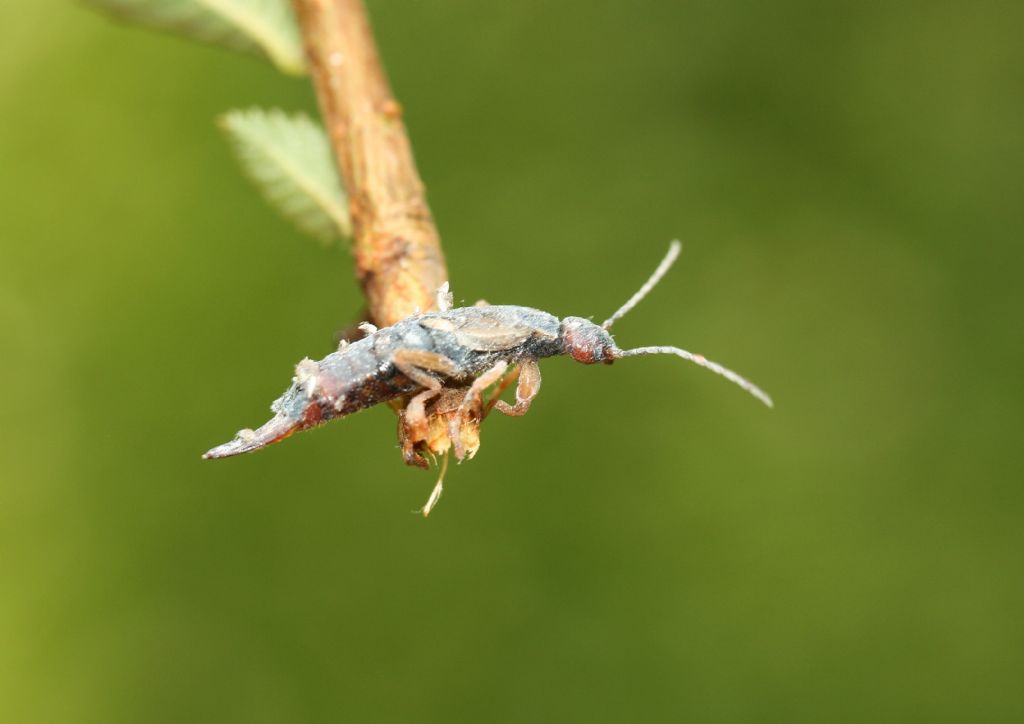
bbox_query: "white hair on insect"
[435,281,453,312]
[602,240,682,330]
[419,451,449,517]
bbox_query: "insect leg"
[484,366,521,416]
[392,349,460,467]
[491,358,541,417]
[451,361,509,460]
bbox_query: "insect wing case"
[419,306,561,357]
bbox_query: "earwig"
[204,242,772,510]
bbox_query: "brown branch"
[292,0,447,327]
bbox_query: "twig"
[292,0,447,327]
[290,0,483,471]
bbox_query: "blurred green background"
[3,1,1023,722]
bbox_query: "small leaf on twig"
[220,108,351,243]
[86,0,305,75]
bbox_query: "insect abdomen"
[315,333,414,417]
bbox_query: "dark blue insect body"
[203,243,772,481]
[203,305,599,460]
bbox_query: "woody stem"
[291,0,448,327]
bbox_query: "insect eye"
[568,340,596,364]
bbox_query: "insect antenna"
[602,240,682,330]
[614,345,774,408]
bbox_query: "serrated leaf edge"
[220,108,351,243]
[197,0,304,74]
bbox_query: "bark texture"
[292,0,447,327]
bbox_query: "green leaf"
[86,0,305,75]
[220,108,351,244]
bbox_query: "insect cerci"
[204,242,772,514]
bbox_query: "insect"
[204,242,772,512]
